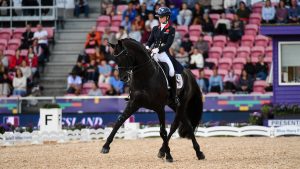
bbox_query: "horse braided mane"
[122,38,150,57]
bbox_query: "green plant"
[272,104,300,116]
[249,112,263,125]
[42,103,61,109]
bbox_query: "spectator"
[85,26,101,49]
[22,0,38,16]
[223,69,238,92]
[19,60,32,80]
[196,69,209,93]
[74,0,89,18]
[101,27,113,42]
[145,13,159,29]
[0,49,8,68]
[98,60,112,84]
[244,57,256,78]
[67,71,82,95]
[262,0,276,24]
[129,25,142,42]
[0,61,10,96]
[194,34,209,59]
[198,0,211,12]
[177,3,192,26]
[180,34,193,54]
[169,3,180,24]
[190,48,204,69]
[88,81,102,96]
[20,24,34,49]
[255,55,268,80]
[84,59,98,82]
[116,26,128,40]
[121,15,132,33]
[209,67,223,93]
[9,49,28,71]
[0,0,9,16]
[201,13,215,35]
[276,0,288,24]
[183,0,196,9]
[132,15,145,31]
[109,69,124,95]
[94,47,105,64]
[101,0,113,15]
[237,69,253,93]
[141,24,152,44]
[192,3,204,25]
[105,84,117,96]
[138,2,150,21]
[99,38,113,61]
[122,2,137,22]
[210,0,224,14]
[32,39,45,73]
[228,17,243,42]
[33,24,49,62]
[224,0,237,14]
[215,13,231,35]
[27,46,38,76]
[13,68,27,96]
[288,0,300,23]
[175,47,189,67]
[72,61,85,77]
[236,1,251,23]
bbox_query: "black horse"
[101,38,205,162]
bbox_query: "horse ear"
[109,42,116,49]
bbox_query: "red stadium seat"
[44,27,54,39]
[13,28,26,39]
[0,29,12,41]
[266,46,273,57]
[225,13,235,21]
[0,39,7,50]
[204,68,213,79]
[85,48,96,55]
[176,25,188,37]
[208,47,222,59]
[251,56,259,63]
[213,35,227,48]
[205,57,218,66]
[189,36,199,44]
[241,35,255,47]
[7,39,21,50]
[111,15,122,27]
[20,49,28,57]
[218,58,232,70]
[251,46,265,58]
[82,82,94,94]
[191,69,200,79]
[233,57,246,70]
[96,26,106,34]
[255,35,269,47]
[4,49,15,57]
[203,35,212,46]
[264,56,272,63]
[98,83,111,95]
[218,69,228,80]
[110,26,120,34]
[209,13,220,25]
[252,2,263,14]
[237,46,250,59]
[227,41,240,48]
[244,24,259,36]
[222,46,237,59]
[97,15,111,27]
[249,13,262,25]
[253,80,267,93]
[233,68,242,76]
[116,5,128,15]
[189,25,202,37]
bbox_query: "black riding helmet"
[155,7,171,18]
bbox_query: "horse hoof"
[101,147,110,154]
[157,151,165,158]
[197,151,205,160]
[166,158,173,163]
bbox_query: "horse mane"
[121,38,150,57]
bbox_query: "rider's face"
[159,16,167,23]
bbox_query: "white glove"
[145,46,150,50]
[151,48,159,54]
[153,54,158,62]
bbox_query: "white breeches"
[154,52,175,77]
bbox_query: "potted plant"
[249,112,263,125]
[272,104,300,119]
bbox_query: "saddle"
[158,62,183,89]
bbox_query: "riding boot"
[169,76,180,106]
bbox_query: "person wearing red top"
[27,47,38,75]
[9,50,29,71]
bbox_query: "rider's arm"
[158,27,175,53]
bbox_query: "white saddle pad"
[176,74,183,89]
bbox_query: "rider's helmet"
[155,7,171,18]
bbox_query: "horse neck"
[130,50,157,79]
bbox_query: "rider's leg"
[157,52,175,77]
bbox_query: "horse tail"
[178,70,203,139]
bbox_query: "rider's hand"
[153,55,158,62]
[145,46,150,50]
[151,48,159,54]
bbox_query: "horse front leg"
[101,101,138,154]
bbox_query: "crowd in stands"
[0,23,51,97]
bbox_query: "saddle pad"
[176,74,183,89]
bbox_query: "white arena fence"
[1,125,300,146]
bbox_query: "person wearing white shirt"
[33,24,49,61]
[19,60,32,79]
[13,68,27,96]
[190,49,204,69]
[177,3,192,26]
[224,0,237,13]
[262,0,276,23]
[129,25,141,42]
[215,13,231,35]
[67,72,82,95]
[116,26,128,40]
[145,13,159,29]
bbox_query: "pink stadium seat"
[204,69,213,79]
[7,39,21,50]
[225,13,235,21]
[98,83,111,94]
[251,56,259,63]
[0,39,7,50]
[191,69,200,79]
[0,29,12,41]
[252,2,263,14]
[244,24,259,36]
[189,36,199,44]
[205,58,218,66]
[266,46,273,57]
[264,56,272,63]
[111,15,122,27]
[96,26,106,34]
[233,68,242,76]
[218,58,232,70]
[85,48,96,55]
[241,35,255,47]
[218,69,228,80]
[209,14,220,25]
[4,49,15,57]
[222,46,237,59]
[208,47,222,59]
[255,35,269,47]
[221,92,234,95]
[13,28,26,39]
[20,49,28,57]
[110,26,120,34]
[44,27,54,39]
[253,80,267,93]
[227,41,240,48]
[251,46,265,58]
[213,35,227,48]
[31,27,37,32]
[116,5,128,15]
[176,25,188,37]
[203,35,212,46]
[82,82,94,94]
[189,25,202,37]
[97,15,111,27]
[232,57,246,70]
[249,13,262,25]
[237,46,250,59]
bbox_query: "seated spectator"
[175,47,189,67]
[138,2,149,21]
[192,3,204,25]
[198,0,211,12]
[132,15,145,31]
[223,69,238,92]
[288,0,300,23]
[0,49,8,68]
[0,61,11,96]
[236,1,251,23]
[190,48,204,69]
[101,27,112,42]
[210,0,224,14]
[276,0,288,24]
[67,71,82,95]
[27,47,38,76]
[72,61,85,77]
[209,67,223,93]
[106,84,117,96]
[194,34,209,59]
[98,60,112,84]
[262,0,276,24]
[196,69,209,93]
[9,49,28,71]
[181,34,193,54]
[101,0,113,15]
[19,60,32,80]
[177,3,193,26]
[255,55,268,80]
[129,25,142,42]
[88,81,102,96]
[224,0,237,14]
[85,26,101,49]
[20,24,34,50]
[84,59,98,82]
[215,13,231,35]
[121,15,132,33]
[244,57,256,78]
[33,24,49,61]
[100,38,112,61]
[74,0,89,18]
[170,3,180,24]
[145,13,159,29]
[109,69,124,95]
[94,47,105,64]
[32,39,45,73]
[122,2,137,22]
[201,13,215,35]
[13,68,27,96]
[116,26,128,40]
[228,19,243,42]
[237,69,253,93]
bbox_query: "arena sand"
[0,137,299,169]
